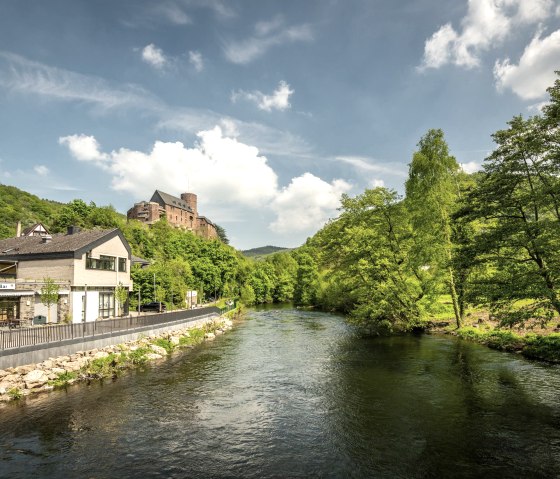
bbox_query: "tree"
[114,282,128,317]
[40,277,59,323]
[214,224,229,244]
[313,188,422,332]
[464,114,560,325]
[405,129,463,327]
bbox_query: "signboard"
[186,290,198,308]
[0,283,15,290]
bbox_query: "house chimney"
[42,234,52,244]
[16,221,21,238]
[67,226,81,235]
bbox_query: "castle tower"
[180,192,198,218]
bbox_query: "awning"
[0,290,35,297]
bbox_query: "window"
[118,258,127,272]
[99,292,114,318]
[86,253,115,271]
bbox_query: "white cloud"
[270,173,351,234]
[142,44,168,69]
[460,161,482,173]
[223,20,312,64]
[420,0,554,70]
[60,126,278,207]
[0,51,159,111]
[59,127,350,235]
[232,81,294,112]
[189,50,204,72]
[494,29,560,100]
[33,165,49,176]
[369,179,385,188]
[58,134,109,165]
[154,3,192,25]
[335,155,407,177]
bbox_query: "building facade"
[127,190,218,240]
[0,227,132,325]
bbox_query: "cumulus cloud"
[223,18,312,64]
[141,44,167,69]
[232,81,294,111]
[420,0,554,70]
[189,50,204,72]
[494,29,560,100]
[460,161,482,173]
[270,173,351,234]
[58,134,109,164]
[33,165,50,176]
[59,127,350,235]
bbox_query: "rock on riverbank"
[0,317,234,402]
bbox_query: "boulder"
[150,344,168,356]
[0,369,9,378]
[145,353,163,360]
[170,336,181,346]
[204,332,216,340]
[92,351,109,359]
[41,360,55,369]
[15,365,35,375]
[24,369,49,389]
[51,367,66,375]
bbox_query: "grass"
[456,326,560,362]
[48,371,77,387]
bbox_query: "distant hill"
[0,184,65,239]
[241,245,291,258]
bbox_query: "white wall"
[34,295,57,323]
[71,291,99,323]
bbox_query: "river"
[1,307,560,478]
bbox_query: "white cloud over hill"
[59,126,351,235]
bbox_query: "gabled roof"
[151,190,194,213]
[22,223,49,236]
[0,228,131,260]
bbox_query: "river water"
[1,307,560,478]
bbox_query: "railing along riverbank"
[0,306,228,352]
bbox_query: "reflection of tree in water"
[324,334,560,478]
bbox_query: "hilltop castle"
[127,190,217,240]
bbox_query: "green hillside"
[241,245,290,258]
[0,184,65,239]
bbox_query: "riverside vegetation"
[0,316,235,402]
[2,72,560,360]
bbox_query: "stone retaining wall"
[0,315,233,402]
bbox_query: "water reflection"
[1,309,560,478]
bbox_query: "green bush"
[48,371,77,388]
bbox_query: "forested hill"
[241,246,290,258]
[0,184,65,239]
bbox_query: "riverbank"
[425,313,560,363]
[0,313,238,403]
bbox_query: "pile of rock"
[0,316,235,402]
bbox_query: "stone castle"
[127,190,217,240]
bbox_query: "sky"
[0,0,559,250]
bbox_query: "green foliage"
[40,277,59,323]
[0,184,64,239]
[153,337,175,354]
[179,328,205,346]
[7,387,23,400]
[48,371,77,388]
[114,282,128,316]
[405,129,464,327]
[127,347,150,365]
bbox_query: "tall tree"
[405,129,463,327]
[313,188,422,332]
[465,113,560,325]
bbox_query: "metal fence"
[0,306,225,351]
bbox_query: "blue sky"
[0,0,559,249]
